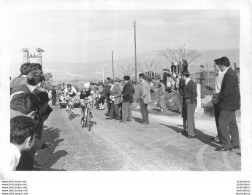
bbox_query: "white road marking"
[222,152,235,171]
[196,145,209,171]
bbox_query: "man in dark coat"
[214,57,240,151]
[182,71,197,138]
[121,76,134,123]
[102,81,111,116]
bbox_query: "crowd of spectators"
[1,62,54,177]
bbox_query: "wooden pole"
[207,64,209,87]
[112,50,114,80]
[134,21,137,83]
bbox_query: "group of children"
[1,62,53,179]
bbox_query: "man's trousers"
[140,99,149,123]
[122,102,132,122]
[218,110,239,149]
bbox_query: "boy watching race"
[0,116,37,177]
[80,83,94,126]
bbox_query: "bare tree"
[137,60,161,73]
[117,64,135,76]
[160,44,202,65]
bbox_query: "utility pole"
[207,64,209,87]
[193,64,195,82]
[133,21,137,83]
[102,64,105,84]
[112,50,114,80]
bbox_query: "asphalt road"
[36,105,241,171]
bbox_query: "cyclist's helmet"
[84,82,90,90]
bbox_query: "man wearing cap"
[121,76,134,123]
[114,79,123,119]
[139,73,151,125]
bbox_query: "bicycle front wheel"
[86,109,91,131]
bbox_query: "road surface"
[36,105,241,171]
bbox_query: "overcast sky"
[8,9,239,65]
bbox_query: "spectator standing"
[106,79,119,120]
[121,76,134,123]
[215,57,240,151]
[103,81,111,116]
[51,86,57,106]
[10,63,32,94]
[178,74,185,113]
[181,71,197,138]
[197,65,207,98]
[182,60,188,72]
[211,59,225,143]
[139,73,151,125]
[97,82,105,109]
[107,79,122,120]
[157,79,166,112]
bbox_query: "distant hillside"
[25,48,239,82]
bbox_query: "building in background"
[21,48,44,65]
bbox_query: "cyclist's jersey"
[64,86,77,98]
[80,89,92,99]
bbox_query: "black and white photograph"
[0,0,251,194]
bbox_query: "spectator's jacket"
[10,75,27,94]
[102,85,110,98]
[198,70,206,85]
[178,78,185,96]
[183,80,197,105]
[122,81,134,103]
[51,89,56,97]
[158,82,166,97]
[139,80,151,104]
[217,67,240,110]
[11,84,31,95]
[110,84,122,105]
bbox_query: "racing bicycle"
[66,96,75,121]
[81,99,94,131]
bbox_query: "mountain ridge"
[11,48,239,81]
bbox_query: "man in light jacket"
[139,73,151,125]
[106,79,122,120]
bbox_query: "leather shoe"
[179,130,187,135]
[187,135,196,138]
[141,122,149,125]
[215,147,232,151]
[105,117,112,120]
[231,145,240,149]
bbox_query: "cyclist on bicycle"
[80,82,94,126]
[64,84,77,112]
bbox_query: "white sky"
[8,9,239,64]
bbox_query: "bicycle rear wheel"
[68,105,72,120]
